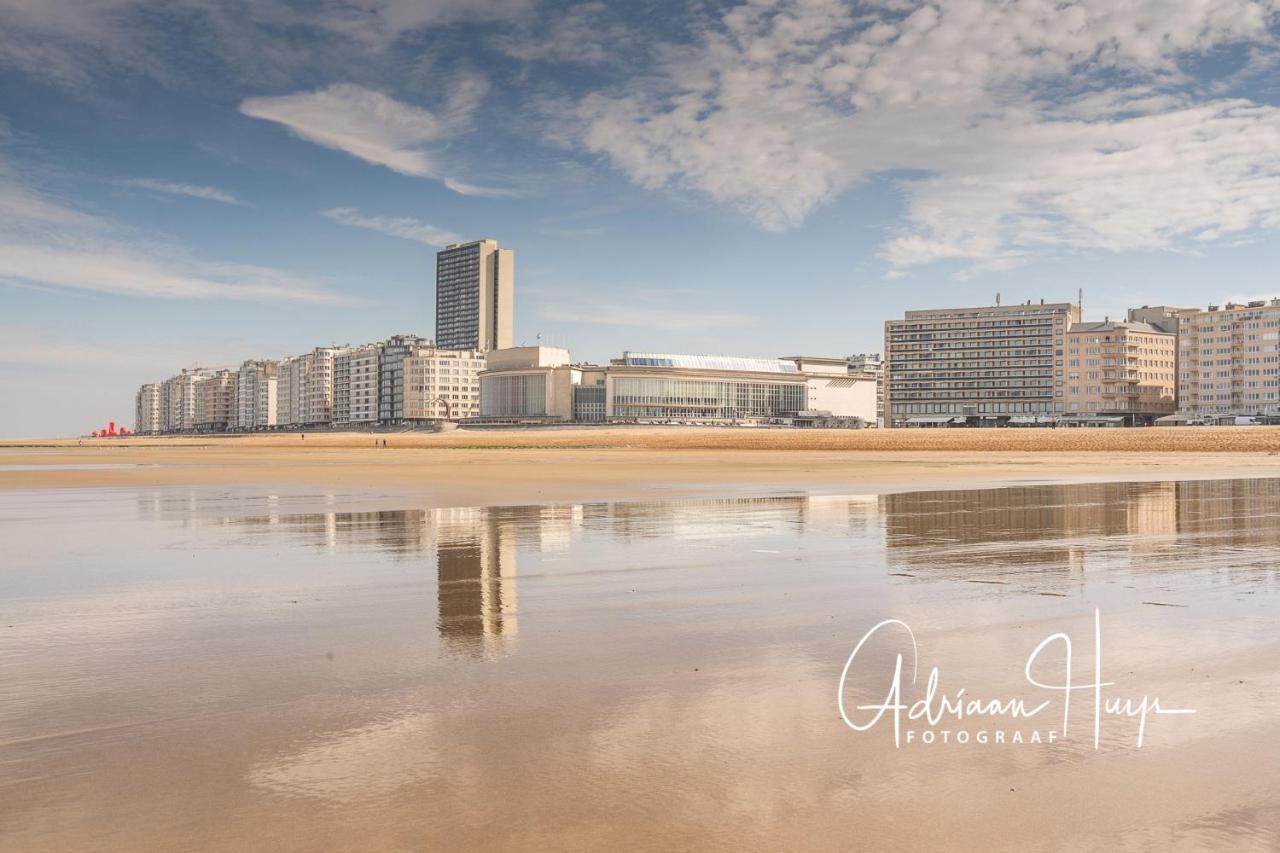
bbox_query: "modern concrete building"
[479,347,581,421]
[884,301,1080,426]
[334,344,381,425]
[277,355,308,428]
[135,383,162,434]
[402,346,484,421]
[435,239,514,352]
[234,360,278,429]
[847,353,885,427]
[1175,299,1280,416]
[1063,321,1176,425]
[478,349,876,425]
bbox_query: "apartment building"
[277,355,307,427]
[334,344,381,425]
[194,369,234,432]
[884,301,1080,426]
[161,368,210,433]
[435,239,514,352]
[135,383,162,434]
[1063,321,1176,424]
[1176,299,1280,416]
[402,346,484,421]
[234,360,278,429]
[302,346,347,425]
[379,334,430,422]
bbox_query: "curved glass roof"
[622,352,799,374]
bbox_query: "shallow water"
[2,480,1279,851]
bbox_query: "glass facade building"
[611,376,805,420]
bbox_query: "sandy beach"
[4,426,1280,503]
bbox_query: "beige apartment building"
[334,344,381,425]
[194,370,234,431]
[1063,321,1176,424]
[160,368,210,433]
[884,301,1080,426]
[1176,299,1280,416]
[435,239,513,352]
[302,346,347,425]
[402,346,484,421]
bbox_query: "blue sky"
[2,0,1279,436]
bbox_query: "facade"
[277,355,308,428]
[884,301,1080,426]
[1063,321,1176,424]
[302,346,346,426]
[435,239,514,352]
[478,349,876,425]
[234,360,278,429]
[161,368,210,433]
[334,344,381,425]
[480,347,580,420]
[848,353,885,426]
[135,384,162,434]
[194,369,234,432]
[402,346,484,421]
[1175,300,1280,416]
[379,334,429,422]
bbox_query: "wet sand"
[3,427,1280,504]
[3,433,1280,851]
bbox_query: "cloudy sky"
[2,0,1279,436]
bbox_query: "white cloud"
[0,241,348,303]
[117,178,246,205]
[321,207,460,246]
[568,0,1280,270]
[240,83,510,196]
[0,148,343,304]
[540,300,755,332]
[241,84,448,177]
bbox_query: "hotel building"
[435,239,514,352]
[884,301,1079,426]
[1175,299,1280,416]
[1063,321,1176,424]
[478,349,877,425]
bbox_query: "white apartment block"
[161,368,210,433]
[135,383,162,433]
[402,346,484,420]
[277,355,308,427]
[302,346,347,425]
[235,360,278,429]
[335,344,381,425]
[1176,299,1280,416]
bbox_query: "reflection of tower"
[435,507,520,660]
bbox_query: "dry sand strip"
[3,426,1280,506]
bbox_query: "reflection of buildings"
[435,507,519,660]
[881,482,1181,578]
[1173,479,1280,548]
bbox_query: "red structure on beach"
[90,421,132,438]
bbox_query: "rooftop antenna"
[1078,287,1083,317]
[995,292,1001,306]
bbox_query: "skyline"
[3,0,1280,436]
